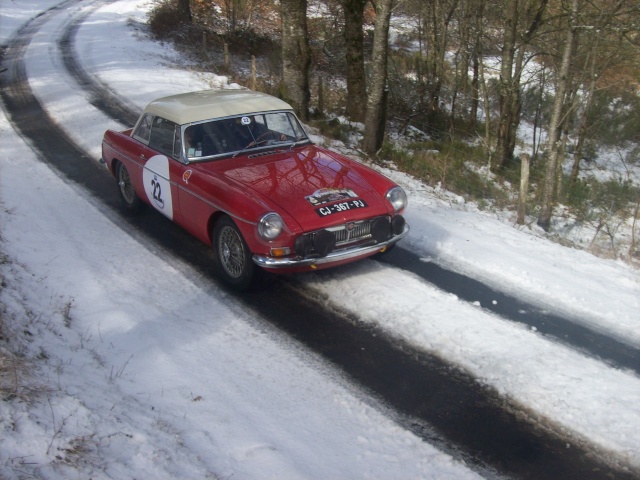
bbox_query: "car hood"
[203,146,392,229]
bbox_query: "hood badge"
[305,188,358,206]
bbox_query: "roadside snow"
[0,1,483,478]
[1,0,639,478]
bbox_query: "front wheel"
[116,162,142,212]
[212,216,255,290]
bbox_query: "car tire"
[212,216,255,290]
[116,162,142,212]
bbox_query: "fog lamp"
[313,230,336,257]
[392,215,406,235]
[294,235,313,257]
[371,217,392,243]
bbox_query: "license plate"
[315,199,368,217]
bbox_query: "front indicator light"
[270,247,291,257]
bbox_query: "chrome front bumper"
[252,223,409,269]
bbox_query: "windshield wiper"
[288,136,310,151]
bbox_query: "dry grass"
[0,254,40,401]
[0,342,33,400]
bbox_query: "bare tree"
[423,0,459,114]
[281,0,311,120]
[219,0,273,33]
[494,0,549,170]
[568,0,637,184]
[538,0,578,230]
[468,0,486,130]
[363,0,394,155]
[342,0,368,122]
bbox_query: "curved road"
[55,0,640,378]
[1,2,637,478]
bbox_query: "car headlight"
[258,212,284,240]
[386,187,407,212]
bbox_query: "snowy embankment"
[1,0,639,478]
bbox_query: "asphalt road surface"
[1,2,637,477]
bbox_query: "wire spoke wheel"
[118,165,134,203]
[219,225,246,278]
[117,162,141,211]
[212,216,254,290]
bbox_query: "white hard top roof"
[143,89,295,126]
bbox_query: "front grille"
[303,216,390,249]
[327,219,374,246]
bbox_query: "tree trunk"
[538,0,578,231]
[478,53,492,162]
[468,0,485,130]
[495,0,517,169]
[531,67,547,160]
[506,43,527,159]
[495,0,548,170]
[363,0,394,155]
[469,47,479,128]
[342,0,367,122]
[177,0,192,23]
[424,0,458,114]
[280,0,311,120]
[570,49,598,185]
[630,196,640,262]
[458,0,470,99]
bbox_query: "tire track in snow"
[57,0,139,127]
[56,0,640,380]
[378,248,640,375]
[1,2,637,479]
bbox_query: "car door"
[142,116,184,221]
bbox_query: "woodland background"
[147,0,640,263]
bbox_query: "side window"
[133,114,153,143]
[185,124,206,158]
[149,117,179,157]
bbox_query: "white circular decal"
[241,116,251,125]
[143,155,174,220]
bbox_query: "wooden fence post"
[251,56,257,90]
[517,153,531,225]
[318,76,324,116]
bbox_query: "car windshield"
[183,111,309,161]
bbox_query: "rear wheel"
[212,216,255,290]
[116,162,141,212]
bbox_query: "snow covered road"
[1,0,640,478]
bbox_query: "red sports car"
[101,89,409,289]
